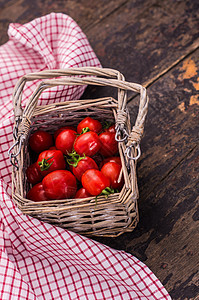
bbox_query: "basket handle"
[10,67,149,166]
[13,67,125,118]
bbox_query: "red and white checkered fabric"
[0,13,171,299]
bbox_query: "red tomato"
[37,149,66,177]
[101,162,123,190]
[104,124,116,134]
[42,170,77,200]
[81,169,110,196]
[75,188,91,199]
[74,131,101,157]
[48,146,57,150]
[55,129,77,154]
[71,156,98,181]
[27,183,49,202]
[54,126,76,139]
[26,162,43,184]
[100,156,121,168]
[29,130,53,153]
[99,132,118,157]
[77,117,102,134]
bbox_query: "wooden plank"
[131,50,199,199]
[82,0,199,100]
[127,145,199,300]
[0,0,127,45]
[95,50,199,299]
[1,0,198,98]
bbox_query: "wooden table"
[0,1,198,299]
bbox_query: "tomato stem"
[94,187,115,204]
[38,156,54,171]
[100,187,115,196]
[81,127,90,134]
[75,127,90,137]
[67,151,85,167]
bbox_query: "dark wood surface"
[0,1,198,299]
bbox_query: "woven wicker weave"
[9,67,149,237]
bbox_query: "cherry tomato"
[37,149,66,177]
[26,162,43,184]
[100,156,121,169]
[77,117,102,134]
[74,131,101,157]
[99,132,118,157]
[29,130,53,153]
[55,129,77,154]
[54,126,76,139]
[75,187,91,198]
[104,124,116,134]
[101,162,123,190]
[70,156,98,181]
[81,169,110,196]
[42,170,77,200]
[27,183,49,202]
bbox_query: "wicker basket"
[9,67,149,237]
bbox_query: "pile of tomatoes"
[26,117,124,202]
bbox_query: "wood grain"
[82,0,199,100]
[134,50,199,199]
[128,146,199,300]
[87,0,199,83]
[0,0,127,45]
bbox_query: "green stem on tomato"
[38,156,54,171]
[67,151,85,168]
[75,127,90,137]
[81,127,90,134]
[101,187,115,196]
[94,187,115,205]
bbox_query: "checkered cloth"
[0,13,171,299]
